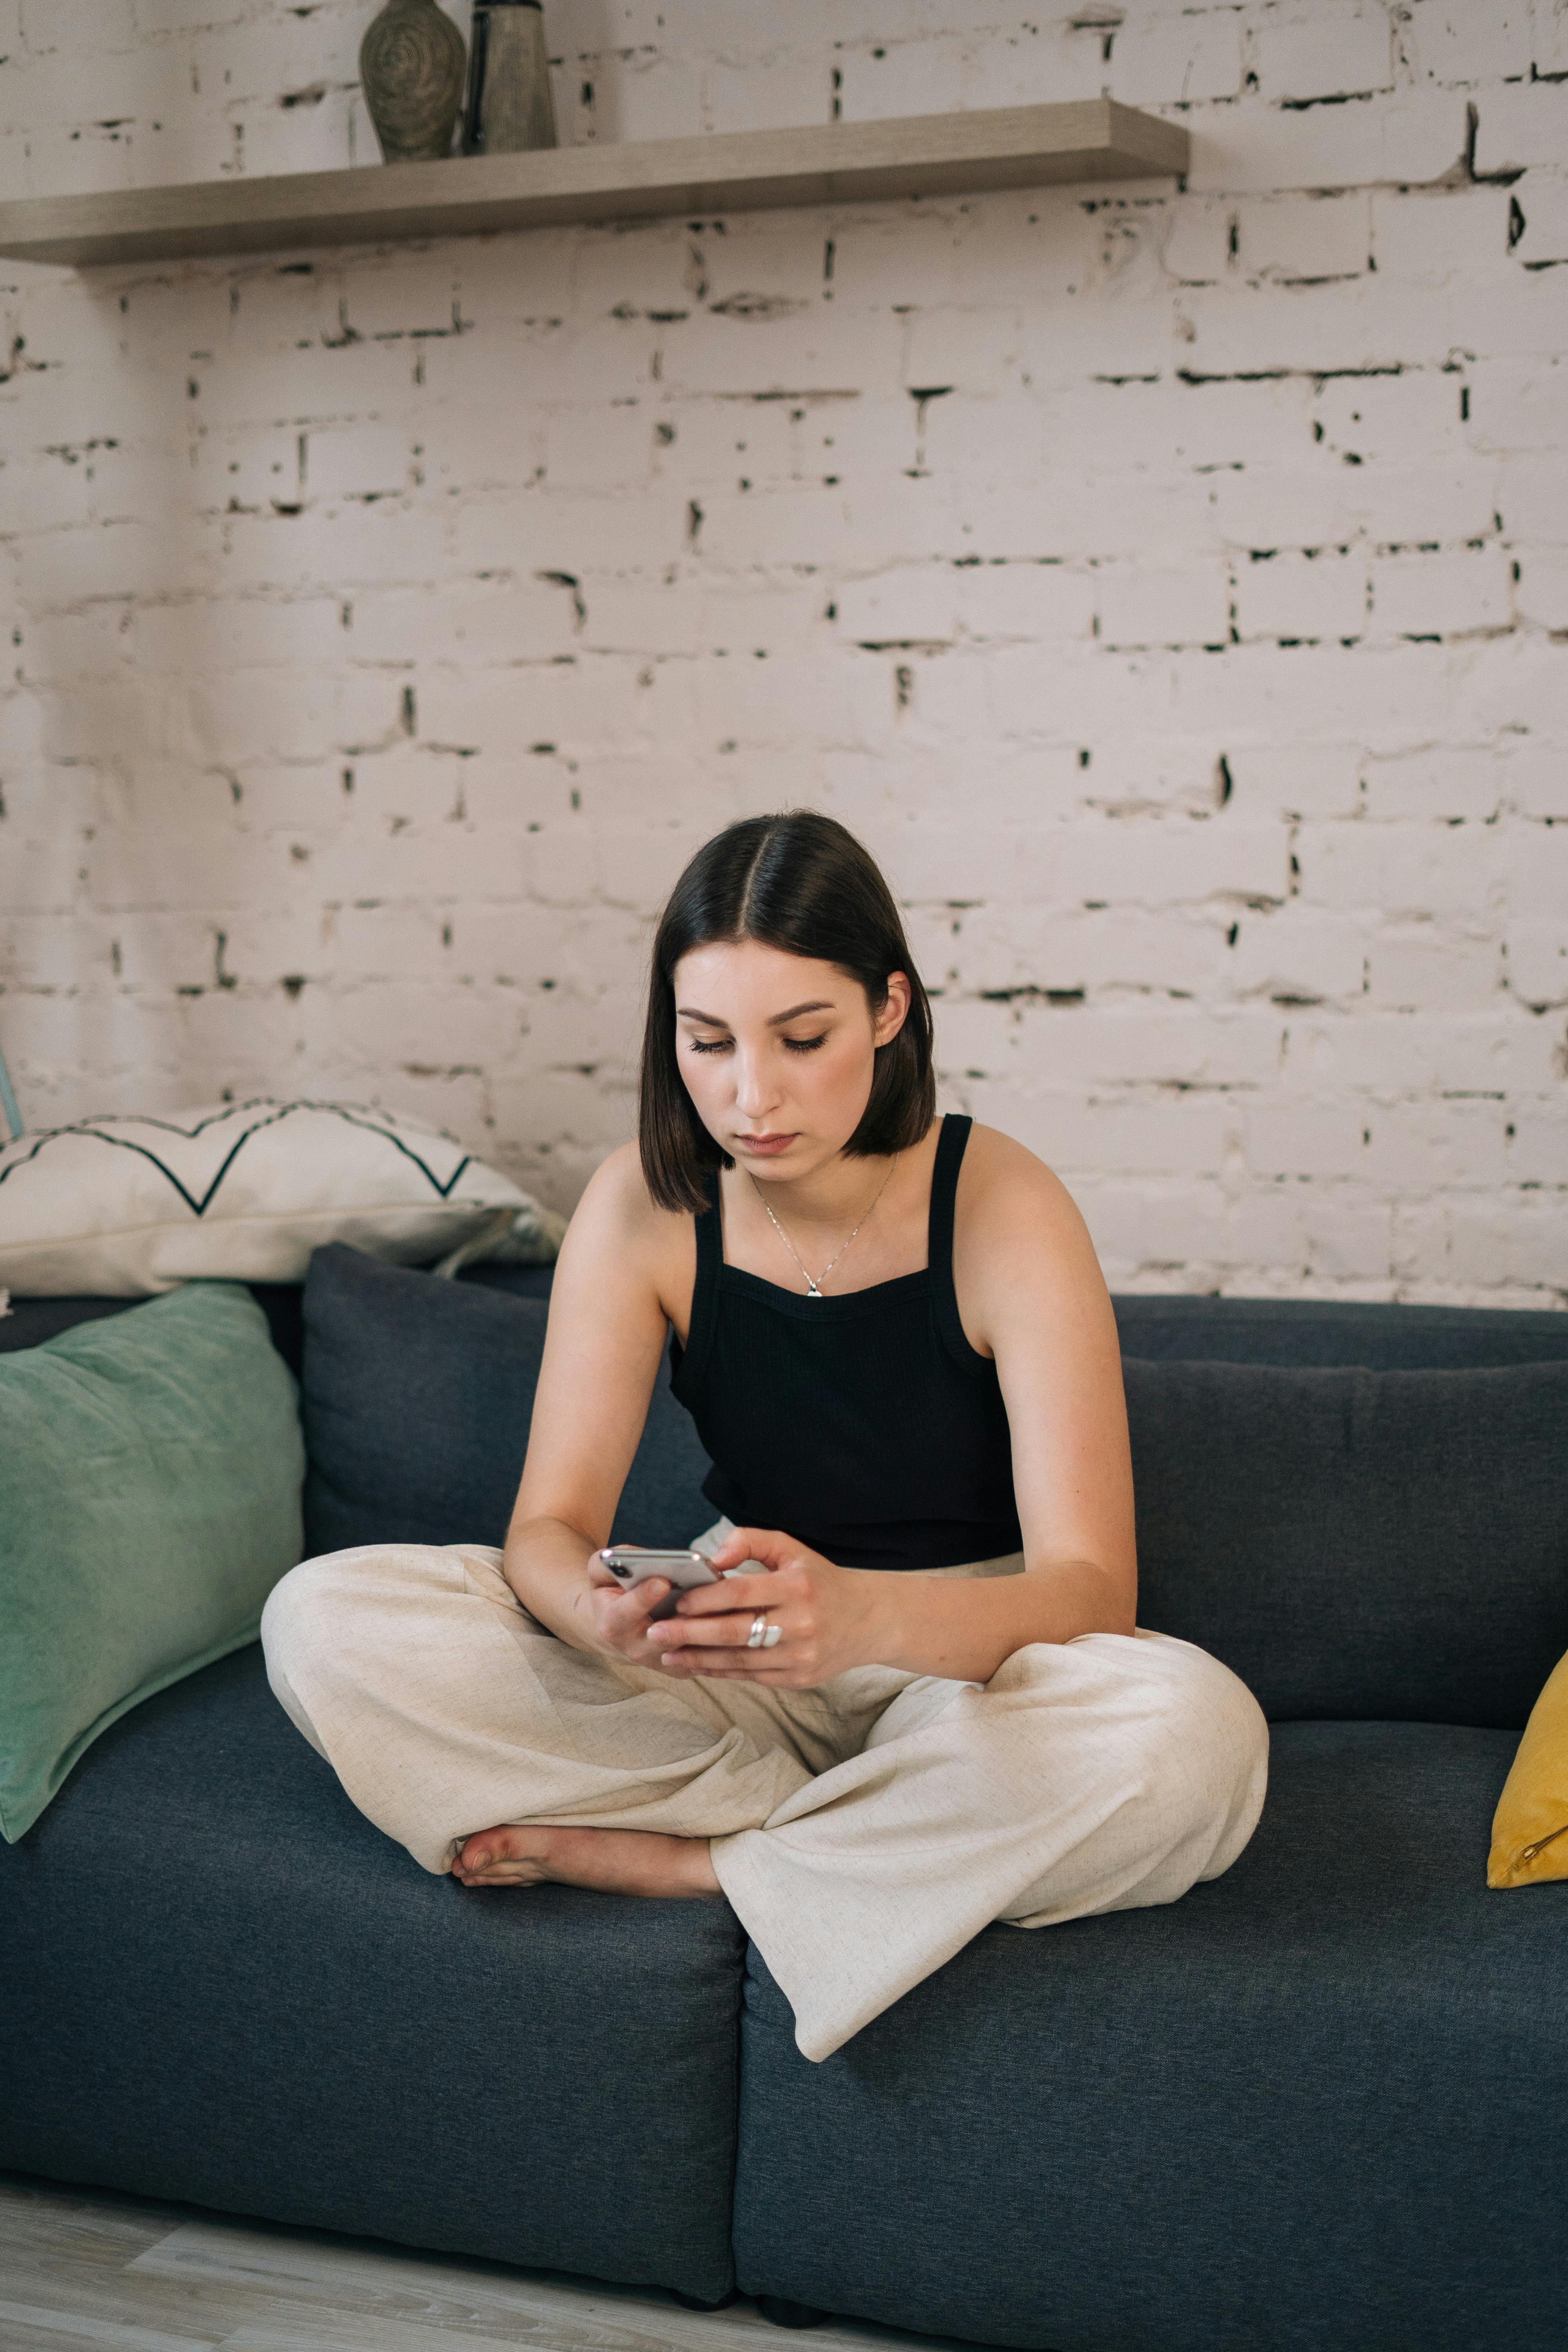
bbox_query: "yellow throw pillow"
[1488,1648,1568,1888]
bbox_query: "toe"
[464,1860,543,1887]
[454,1825,550,1887]
[457,1826,515,1871]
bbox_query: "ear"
[874,971,912,1049]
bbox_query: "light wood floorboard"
[0,2177,964,2352]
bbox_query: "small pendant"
[805,1280,824,1298]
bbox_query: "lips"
[733,1132,797,1156]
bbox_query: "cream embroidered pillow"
[0,1099,563,1297]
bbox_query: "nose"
[732,1047,778,1122]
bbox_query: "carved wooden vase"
[361,0,468,164]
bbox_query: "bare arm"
[502,1144,692,1659]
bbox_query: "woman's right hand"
[582,1551,686,1671]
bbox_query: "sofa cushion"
[1114,1292,1568,1370]
[301,1243,714,1557]
[0,1282,305,1841]
[0,1644,743,2302]
[1126,1357,1568,1726]
[733,1718,1568,2352]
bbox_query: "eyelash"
[688,1034,828,1056]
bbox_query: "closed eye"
[686,1032,828,1055]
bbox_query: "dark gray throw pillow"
[301,1244,714,1558]
[1126,1357,1568,1728]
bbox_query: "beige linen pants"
[261,1523,1268,2063]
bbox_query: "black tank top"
[670,1115,1021,1571]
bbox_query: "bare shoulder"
[569,1140,659,1232]
[951,1122,1108,1352]
[555,1140,695,1324]
[955,1121,1090,1246]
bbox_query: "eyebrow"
[675,1000,837,1028]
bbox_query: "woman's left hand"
[644,1527,881,1688]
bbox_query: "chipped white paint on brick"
[0,0,1564,1306]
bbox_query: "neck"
[741,1148,896,1232]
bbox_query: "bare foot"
[451,1823,722,1897]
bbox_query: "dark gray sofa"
[3,1258,1566,2352]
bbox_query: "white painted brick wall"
[1,0,1565,1307]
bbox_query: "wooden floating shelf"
[0,100,1187,270]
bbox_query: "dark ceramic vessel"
[462,0,558,155]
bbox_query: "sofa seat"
[733,1719,1568,2352]
[0,1646,744,2306]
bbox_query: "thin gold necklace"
[749,1156,899,1299]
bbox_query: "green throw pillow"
[0,1281,305,1840]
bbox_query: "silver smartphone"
[597,1546,721,1621]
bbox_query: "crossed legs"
[262,1541,1267,2060]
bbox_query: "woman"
[263,811,1267,2063]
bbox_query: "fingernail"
[468,1849,488,1869]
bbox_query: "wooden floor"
[0,2174,967,2352]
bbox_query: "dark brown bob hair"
[639,810,936,1213]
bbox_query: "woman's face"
[671,938,910,1178]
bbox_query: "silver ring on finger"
[760,1622,782,1648]
[747,1612,770,1650]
